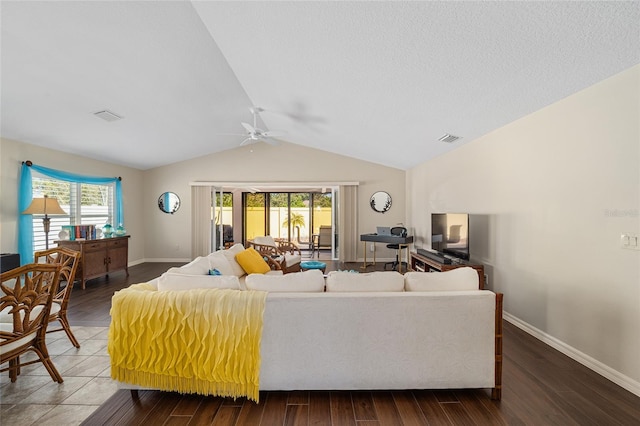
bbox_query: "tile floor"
[1,326,115,425]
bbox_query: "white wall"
[142,140,406,262]
[0,138,145,263]
[407,65,640,392]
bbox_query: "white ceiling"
[2,1,639,171]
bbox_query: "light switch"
[621,233,640,250]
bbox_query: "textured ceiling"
[1,1,639,170]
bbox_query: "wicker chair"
[248,236,302,273]
[34,247,82,348]
[1,263,64,383]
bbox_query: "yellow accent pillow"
[235,247,271,274]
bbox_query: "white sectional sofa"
[111,247,503,400]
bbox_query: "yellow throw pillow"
[235,247,271,274]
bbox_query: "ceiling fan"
[238,106,285,146]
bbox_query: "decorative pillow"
[325,271,404,292]
[404,267,479,291]
[245,269,325,292]
[207,250,235,275]
[209,268,222,276]
[222,243,247,277]
[235,248,271,274]
[157,273,241,291]
[166,256,211,275]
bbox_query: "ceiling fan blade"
[239,137,254,146]
[241,122,256,133]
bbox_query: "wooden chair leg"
[33,343,64,383]
[57,315,81,348]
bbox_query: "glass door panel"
[214,192,233,249]
[244,193,266,242]
[286,193,310,247]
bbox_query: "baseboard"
[504,312,640,397]
[137,258,191,263]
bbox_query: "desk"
[360,234,414,272]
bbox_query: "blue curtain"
[18,162,124,264]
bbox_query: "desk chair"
[384,226,407,271]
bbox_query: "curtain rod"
[23,160,122,180]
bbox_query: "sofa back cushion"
[157,273,241,291]
[245,269,325,292]
[325,271,404,292]
[206,251,236,276]
[222,243,247,277]
[166,256,211,276]
[404,267,479,291]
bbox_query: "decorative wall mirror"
[370,191,392,213]
[158,192,180,214]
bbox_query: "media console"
[410,250,485,290]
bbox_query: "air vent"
[438,133,461,143]
[94,110,123,122]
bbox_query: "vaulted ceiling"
[2,1,638,170]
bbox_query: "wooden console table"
[56,235,129,289]
[410,251,485,290]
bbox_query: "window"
[31,174,115,250]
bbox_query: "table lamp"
[22,195,67,249]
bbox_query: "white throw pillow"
[157,273,241,291]
[166,256,211,275]
[206,251,235,276]
[404,267,479,291]
[245,269,325,292]
[325,271,404,292]
[222,243,247,277]
[253,236,277,247]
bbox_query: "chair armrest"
[275,240,301,255]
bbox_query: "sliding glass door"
[242,190,334,257]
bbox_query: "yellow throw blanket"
[108,283,267,402]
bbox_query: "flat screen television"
[431,213,470,261]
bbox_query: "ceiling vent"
[438,133,461,143]
[94,110,123,122]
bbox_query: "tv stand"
[410,251,485,290]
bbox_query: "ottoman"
[300,261,327,274]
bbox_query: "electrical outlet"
[484,274,489,287]
[370,243,375,252]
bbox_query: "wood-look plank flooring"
[72,261,640,426]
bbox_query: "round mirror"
[158,192,180,214]
[370,191,392,213]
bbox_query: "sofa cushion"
[235,248,271,274]
[222,243,247,277]
[157,273,241,291]
[245,269,325,292]
[253,236,277,247]
[166,256,211,275]
[206,251,235,276]
[325,271,404,292]
[404,267,479,291]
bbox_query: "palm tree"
[282,213,306,243]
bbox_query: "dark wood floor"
[74,262,640,426]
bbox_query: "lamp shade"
[22,195,67,215]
